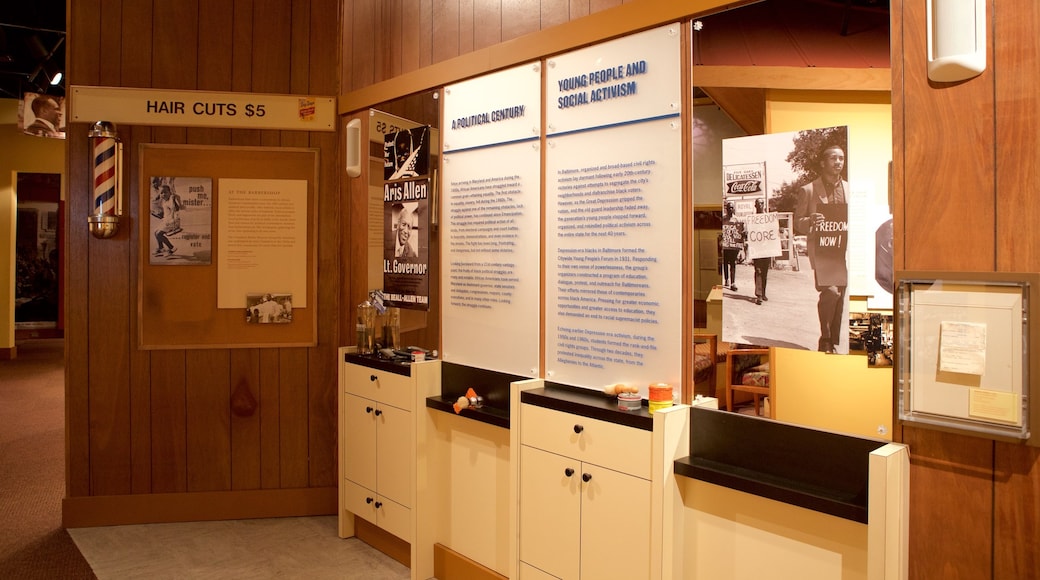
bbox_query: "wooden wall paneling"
[995,0,1040,272]
[185,349,232,492]
[903,427,994,580]
[541,0,571,30]
[98,0,123,87]
[289,0,311,97]
[473,0,502,51]
[197,0,235,149]
[66,0,104,502]
[232,0,255,92]
[120,0,157,497]
[153,0,200,90]
[120,0,153,86]
[388,0,405,77]
[259,349,282,488]
[432,0,461,65]
[252,0,292,95]
[230,349,262,490]
[899,0,994,272]
[149,350,188,493]
[279,348,311,487]
[569,0,591,20]
[311,0,341,96]
[128,125,154,494]
[889,0,904,274]
[994,443,1040,580]
[350,0,380,91]
[87,139,133,497]
[589,0,624,16]
[459,0,475,55]
[501,0,542,41]
[419,0,435,70]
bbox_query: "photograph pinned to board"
[148,176,213,265]
[245,293,293,324]
[866,313,894,368]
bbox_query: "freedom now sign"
[69,86,336,131]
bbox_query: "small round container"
[648,383,673,415]
[617,392,642,411]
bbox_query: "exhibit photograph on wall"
[19,92,66,139]
[245,293,293,324]
[384,126,430,181]
[721,126,851,354]
[382,178,430,310]
[148,176,212,265]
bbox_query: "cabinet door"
[342,393,377,491]
[376,403,412,508]
[520,446,580,580]
[579,465,651,580]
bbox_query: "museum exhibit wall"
[0,98,66,354]
[62,0,340,526]
[892,0,1040,578]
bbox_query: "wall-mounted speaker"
[345,118,362,178]
[926,0,986,83]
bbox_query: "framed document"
[896,271,1039,445]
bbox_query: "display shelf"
[521,383,653,431]
[425,396,510,428]
[673,406,887,523]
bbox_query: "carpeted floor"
[0,338,96,579]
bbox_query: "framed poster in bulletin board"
[896,271,1040,446]
[138,144,318,349]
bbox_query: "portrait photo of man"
[22,93,65,139]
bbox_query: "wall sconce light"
[87,121,123,239]
[926,0,986,83]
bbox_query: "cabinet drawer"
[344,364,413,410]
[520,404,651,479]
[344,480,411,542]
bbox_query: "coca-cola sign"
[726,180,761,194]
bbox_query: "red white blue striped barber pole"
[92,135,117,216]
[87,121,121,239]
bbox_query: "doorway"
[14,172,63,339]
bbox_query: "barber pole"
[87,121,122,238]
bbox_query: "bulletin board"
[138,144,318,349]
[896,271,1039,445]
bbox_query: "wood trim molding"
[338,0,750,114]
[434,543,507,580]
[694,65,891,91]
[62,487,336,528]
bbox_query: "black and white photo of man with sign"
[794,140,849,354]
[721,126,851,354]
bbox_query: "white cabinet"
[338,349,440,580]
[341,391,412,540]
[518,401,653,580]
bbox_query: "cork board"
[138,144,318,349]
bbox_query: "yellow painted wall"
[765,90,893,440]
[0,98,67,351]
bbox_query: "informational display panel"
[138,144,317,349]
[545,24,683,394]
[441,63,542,377]
[898,272,1038,445]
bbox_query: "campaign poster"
[384,126,431,181]
[383,178,430,310]
[148,176,212,265]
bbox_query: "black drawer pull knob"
[582,473,592,482]
[573,424,584,434]
[366,497,373,504]
[564,468,575,477]
[374,501,382,508]
[374,409,382,416]
[370,375,377,381]
[365,406,373,413]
